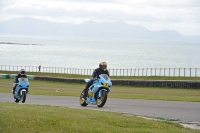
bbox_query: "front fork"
[20,89,27,95]
[98,89,107,98]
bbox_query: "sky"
[0,0,199,36]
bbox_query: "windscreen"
[18,78,28,82]
[100,74,110,80]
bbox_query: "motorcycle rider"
[83,62,110,100]
[12,69,27,94]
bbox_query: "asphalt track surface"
[0,93,200,129]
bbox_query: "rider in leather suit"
[83,62,109,99]
[12,69,27,94]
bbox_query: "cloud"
[1,1,192,22]
[0,0,199,35]
[0,0,15,9]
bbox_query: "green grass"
[0,102,199,133]
[1,70,200,80]
[1,79,200,102]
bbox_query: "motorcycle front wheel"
[22,91,26,103]
[97,90,107,108]
[80,91,88,106]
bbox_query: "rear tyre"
[22,91,26,103]
[14,96,19,103]
[80,91,88,106]
[97,90,107,108]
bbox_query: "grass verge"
[0,102,199,133]
[1,79,200,102]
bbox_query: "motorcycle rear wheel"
[97,90,107,108]
[14,96,19,103]
[80,91,88,106]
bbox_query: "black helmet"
[99,62,107,71]
[20,69,25,75]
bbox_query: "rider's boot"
[83,88,88,100]
[12,88,15,94]
[83,81,93,100]
[12,84,17,94]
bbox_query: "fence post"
[190,68,191,77]
[164,68,165,76]
[174,68,175,76]
[159,68,161,76]
[151,68,152,76]
[195,68,197,77]
[146,68,148,76]
[133,69,135,76]
[184,68,185,77]
[169,68,170,76]
[142,68,144,76]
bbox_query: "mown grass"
[0,102,199,133]
[1,79,200,102]
[1,70,200,80]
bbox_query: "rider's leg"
[83,80,93,99]
[12,83,17,94]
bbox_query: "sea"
[0,35,200,70]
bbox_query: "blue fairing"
[15,78,29,100]
[85,74,112,104]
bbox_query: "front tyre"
[22,91,26,103]
[80,91,88,106]
[97,90,107,108]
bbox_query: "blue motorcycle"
[13,78,29,103]
[80,74,112,108]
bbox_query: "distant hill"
[0,17,199,42]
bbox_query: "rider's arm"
[91,68,98,79]
[106,70,110,77]
[14,74,20,83]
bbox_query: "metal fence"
[0,65,200,77]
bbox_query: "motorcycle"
[13,78,29,103]
[80,74,112,108]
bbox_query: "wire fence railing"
[0,65,200,77]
